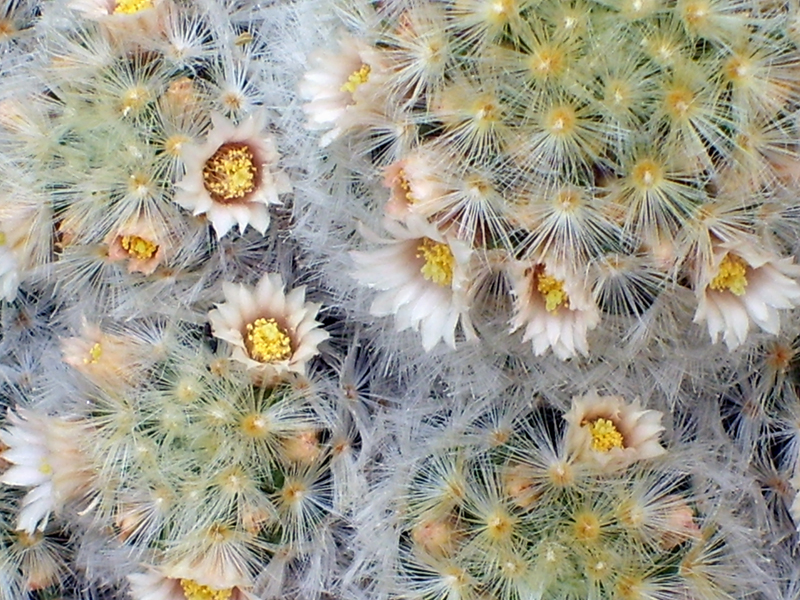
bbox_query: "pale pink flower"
[507,259,600,359]
[174,113,291,238]
[60,322,147,388]
[105,218,167,275]
[383,149,450,221]
[68,0,170,42]
[0,409,92,533]
[351,216,477,351]
[208,273,329,385]
[128,568,256,600]
[692,240,800,350]
[299,36,389,147]
[563,391,666,472]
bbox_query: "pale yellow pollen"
[179,579,232,600]
[38,460,53,476]
[587,418,625,452]
[83,343,102,365]
[0,232,6,246]
[246,318,292,363]
[416,238,455,286]
[709,254,748,296]
[202,143,258,203]
[341,64,371,94]
[536,273,569,313]
[113,0,153,14]
[121,235,158,260]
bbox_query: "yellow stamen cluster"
[121,235,158,260]
[588,418,625,452]
[113,0,153,14]
[341,64,371,94]
[537,273,569,312]
[202,143,258,203]
[709,254,748,296]
[83,343,102,365]
[417,238,455,286]
[179,579,232,600]
[246,318,292,363]
[398,170,417,203]
[0,232,6,246]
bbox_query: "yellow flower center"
[202,143,258,203]
[0,232,6,246]
[341,64,371,94]
[536,273,569,313]
[709,254,748,296]
[179,579,232,600]
[246,318,292,363]
[588,418,625,452]
[121,235,158,260]
[83,343,102,365]
[113,0,153,14]
[417,238,454,286]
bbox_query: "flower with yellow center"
[564,391,665,472]
[202,143,258,204]
[508,260,599,359]
[245,318,292,363]
[351,217,477,350]
[341,64,371,93]
[693,241,800,349]
[113,0,153,14]
[180,579,232,600]
[587,418,625,452]
[300,37,387,147]
[536,272,569,312]
[175,113,291,238]
[709,253,747,296]
[208,273,329,383]
[106,221,166,275]
[417,238,455,286]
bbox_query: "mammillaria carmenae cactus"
[300,0,800,357]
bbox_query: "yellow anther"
[202,143,258,203]
[179,579,232,600]
[121,235,158,260]
[83,343,102,365]
[536,273,569,313]
[341,64,371,94]
[709,254,748,296]
[417,238,454,286]
[246,318,292,363]
[38,461,53,476]
[588,418,625,452]
[0,232,6,246]
[113,0,153,14]
[398,170,417,203]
